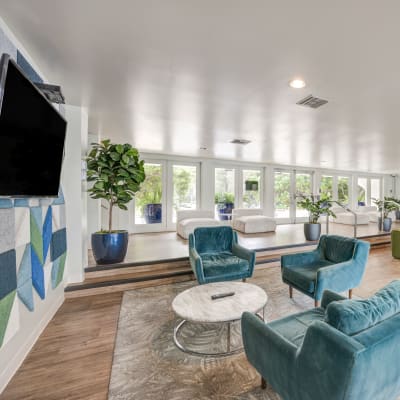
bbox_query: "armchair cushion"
[282,260,333,293]
[202,253,249,278]
[321,235,357,264]
[325,280,400,335]
[194,225,233,254]
[267,308,325,347]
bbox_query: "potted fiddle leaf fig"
[87,139,145,264]
[372,197,400,232]
[297,195,336,241]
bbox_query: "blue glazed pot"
[91,231,129,264]
[216,202,235,220]
[144,203,162,224]
[378,217,392,232]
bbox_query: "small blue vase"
[144,203,162,223]
[91,231,129,264]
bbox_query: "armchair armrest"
[188,233,205,283]
[315,260,364,300]
[189,247,205,283]
[321,290,347,309]
[281,249,320,268]
[241,312,297,381]
[297,321,364,399]
[232,243,256,275]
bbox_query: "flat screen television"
[0,53,67,197]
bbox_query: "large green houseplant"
[372,197,400,232]
[87,139,145,264]
[297,195,335,241]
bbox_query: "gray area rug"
[108,267,315,399]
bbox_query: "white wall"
[87,133,101,248]
[62,105,88,283]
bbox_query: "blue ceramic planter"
[378,217,392,232]
[91,231,129,264]
[144,203,162,224]
[216,202,234,220]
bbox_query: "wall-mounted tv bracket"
[34,82,65,104]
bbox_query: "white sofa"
[176,210,220,239]
[232,208,276,233]
[329,206,369,225]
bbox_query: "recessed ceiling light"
[289,78,306,89]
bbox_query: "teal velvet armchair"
[188,226,256,284]
[242,280,400,400]
[281,235,370,306]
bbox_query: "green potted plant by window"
[134,165,162,223]
[385,197,400,221]
[215,192,235,220]
[372,197,400,232]
[87,139,145,264]
[297,195,335,241]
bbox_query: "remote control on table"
[211,292,235,300]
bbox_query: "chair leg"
[261,376,267,390]
[349,289,353,299]
[314,299,320,308]
[289,286,293,299]
[242,278,247,282]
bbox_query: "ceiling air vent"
[296,94,328,109]
[230,139,251,145]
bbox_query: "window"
[296,172,312,217]
[134,163,163,224]
[242,169,261,208]
[274,171,291,218]
[320,175,333,200]
[338,176,349,205]
[215,168,235,202]
[172,165,197,222]
[357,178,368,206]
[370,178,380,202]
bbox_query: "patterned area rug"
[108,267,315,400]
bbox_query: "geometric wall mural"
[0,27,67,349]
[0,191,67,348]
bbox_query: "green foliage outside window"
[134,164,162,215]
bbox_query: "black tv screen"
[0,53,66,197]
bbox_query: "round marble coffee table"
[172,281,268,357]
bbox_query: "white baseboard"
[0,290,65,394]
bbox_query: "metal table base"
[173,306,265,357]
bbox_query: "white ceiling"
[1,0,400,173]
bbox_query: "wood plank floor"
[2,247,400,400]
[0,293,123,400]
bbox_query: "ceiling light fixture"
[289,78,306,89]
[199,146,207,150]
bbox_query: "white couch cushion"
[232,208,265,218]
[176,209,220,239]
[331,212,370,225]
[233,215,276,233]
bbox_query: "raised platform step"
[66,234,390,297]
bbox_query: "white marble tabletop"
[172,282,268,323]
